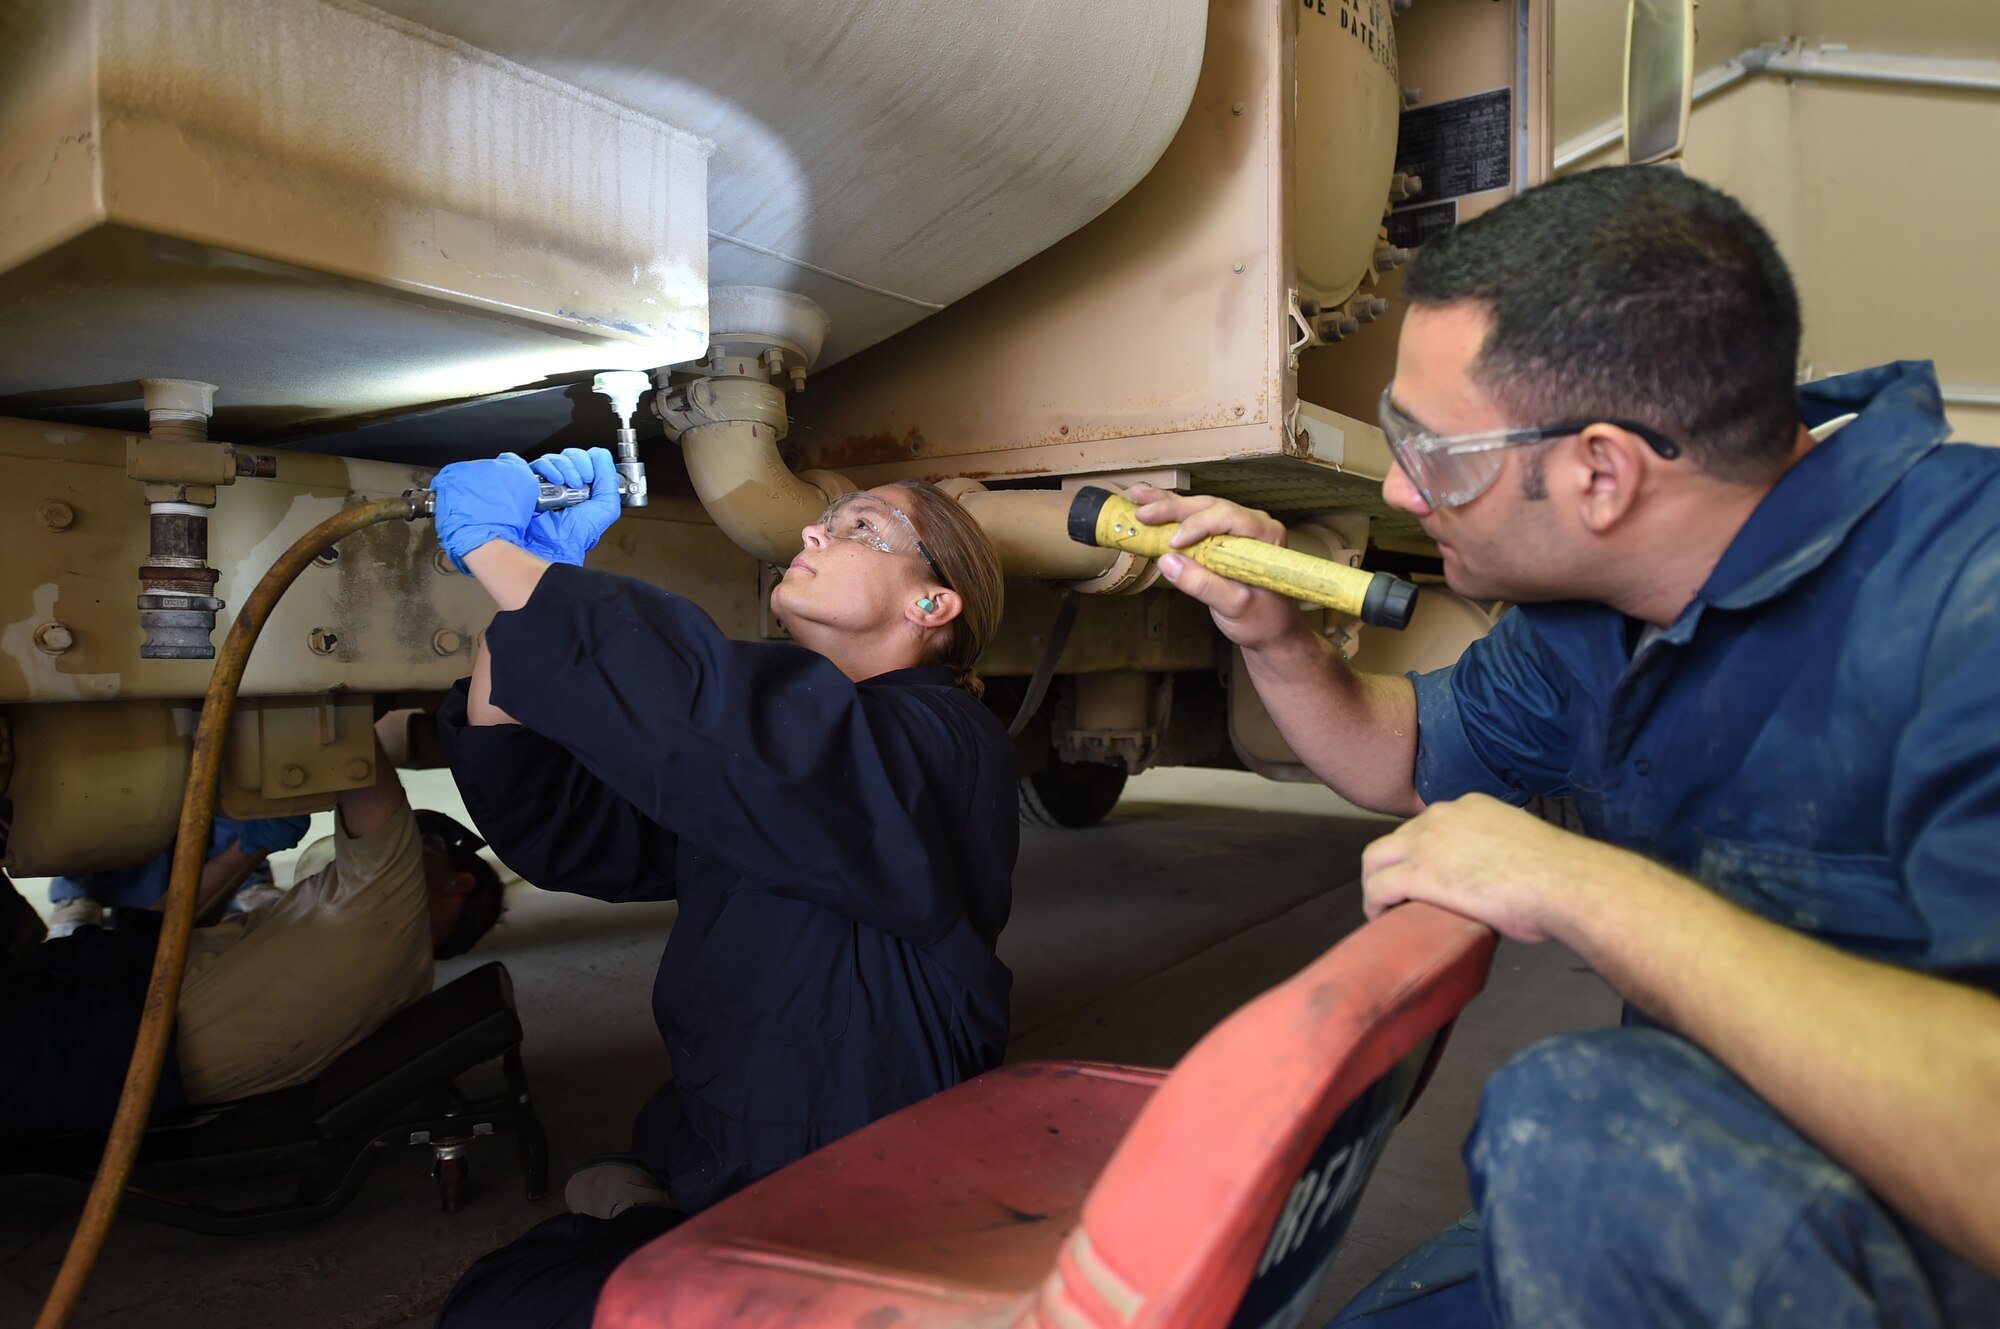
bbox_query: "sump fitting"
[657,374,849,566]
[656,289,848,567]
[134,379,229,660]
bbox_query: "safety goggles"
[816,493,952,590]
[1378,386,1683,509]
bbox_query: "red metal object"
[596,903,1496,1329]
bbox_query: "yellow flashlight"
[1066,487,1419,630]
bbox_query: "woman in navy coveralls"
[423,447,1018,1329]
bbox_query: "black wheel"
[1020,760,1128,829]
[435,1154,469,1214]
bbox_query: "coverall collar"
[1700,361,1950,612]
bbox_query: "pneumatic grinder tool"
[1066,486,1420,630]
[406,371,655,519]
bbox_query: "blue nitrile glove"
[431,453,540,573]
[219,816,312,856]
[523,446,623,566]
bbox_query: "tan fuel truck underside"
[1,0,1542,872]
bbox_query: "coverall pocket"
[1692,836,1925,946]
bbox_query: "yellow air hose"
[35,495,423,1329]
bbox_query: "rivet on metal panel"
[1234,405,1246,417]
[38,501,75,531]
[33,622,75,655]
[344,757,372,781]
[1231,101,1245,116]
[432,629,464,656]
[307,628,339,655]
[1232,262,1246,275]
[279,764,307,790]
[909,435,928,456]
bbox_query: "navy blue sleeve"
[482,564,998,945]
[1887,528,2000,976]
[1410,608,1577,806]
[437,681,678,903]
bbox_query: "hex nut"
[33,621,75,655]
[38,501,75,532]
[432,629,464,656]
[307,628,338,655]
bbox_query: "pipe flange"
[1061,548,1162,597]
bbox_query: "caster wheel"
[435,1154,469,1214]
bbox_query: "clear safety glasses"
[1377,386,1683,510]
[816,492,953,590]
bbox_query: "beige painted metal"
[1556,0,2000,148]
[220,695,379,819]
[1058,670,1169,773]
[975,586,1218,679]
[363,0,1207,372]
[791,0,1397,483]
[0,428,776,870]
[0,416,494,702]
[2,701,193,875]
[668,375,844,567]
[1555,3,2000,445]
[780,0,1548,490]
[0,411,789,705]
[0,0,710,438]
[1294,0,1404,311]
[1300,0,1555,428]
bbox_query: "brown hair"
[895,480,1004,698]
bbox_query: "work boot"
[47,897,106,940]
[564,1156,675,1220]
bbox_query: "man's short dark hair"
[1402,166,1802,482]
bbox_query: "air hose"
[35,495,424,1329]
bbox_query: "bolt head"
[38,501,75,532]
[432,628,464,655]
[345,757,373,781]
[279,764,307,789]
[33,621,74,654]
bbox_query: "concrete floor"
[1,767,1618,1328]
